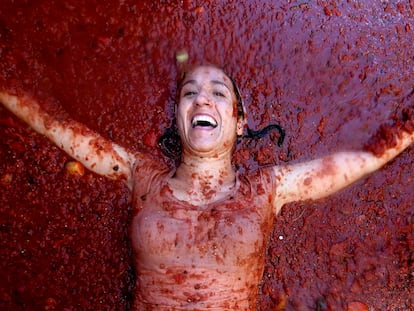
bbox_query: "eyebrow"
[181,79,232,91]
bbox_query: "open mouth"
[191,115,218,128]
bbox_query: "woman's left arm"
[272,127,414,214]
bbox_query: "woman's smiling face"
[176,66,242,157]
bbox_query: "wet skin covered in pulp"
[1,0,414,310]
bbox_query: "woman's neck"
[169,153,237,206]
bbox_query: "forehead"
[183,66,232,86]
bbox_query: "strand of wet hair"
[158,125,181,159]
[243,123,285,147]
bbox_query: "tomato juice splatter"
[0,1,413,310]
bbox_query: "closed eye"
[213,91,226,97]
[184,91,197,97]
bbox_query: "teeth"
[192,115,218,128]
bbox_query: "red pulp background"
[0,1,413,310]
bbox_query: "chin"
[186,137,219,151]
[188,145,217,155]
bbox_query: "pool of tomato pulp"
[0,1,413,310]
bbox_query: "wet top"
[1,0,413,310]
[130,156,275,309]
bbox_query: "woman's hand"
[0,91,137,189]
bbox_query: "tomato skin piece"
[143,131,158,148]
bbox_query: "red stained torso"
[130,158,275,310]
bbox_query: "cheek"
[175,106,187,132]
[226,105,238,124]
[223,114,239,135]
[176,101,188,119]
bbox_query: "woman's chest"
[130,195,274,268]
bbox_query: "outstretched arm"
[0,91,137,189]
[272,109,414,214]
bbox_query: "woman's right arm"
[0,91,138,189]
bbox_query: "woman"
[1,65,413,310]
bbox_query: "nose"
[195,91,211,107]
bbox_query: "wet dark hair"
[158,67,285,160]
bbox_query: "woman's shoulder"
[239,166,276,195]
[132,153,171,179]
[131,153,171,192]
